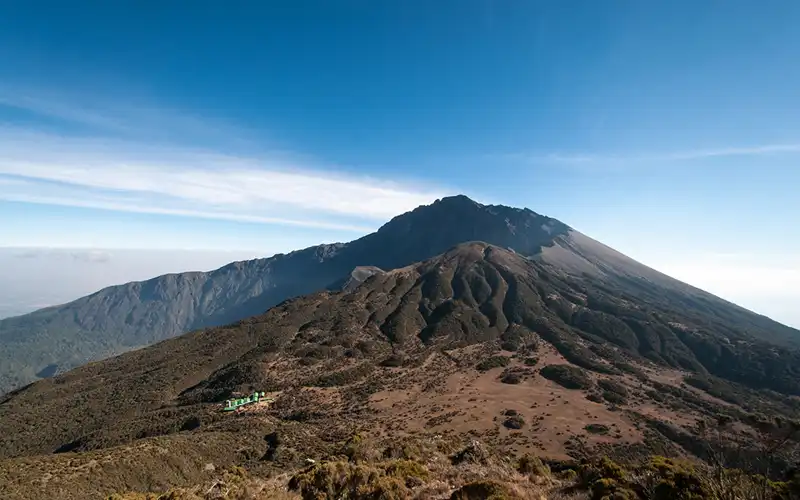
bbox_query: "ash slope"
[2,242,800,465]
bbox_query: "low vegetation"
[585,424,610,435]
[476,356,511,372]
[539,364,593,390]
[101,435,800,500]
[503,414,526,430]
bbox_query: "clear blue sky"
[0,1,799,326]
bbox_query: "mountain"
[0,195,569,393]
[2,242,800,499]
[1,194,798,397]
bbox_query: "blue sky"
[0,1,799,326]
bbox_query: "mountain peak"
[431,193,483,208]
[369,195,571,261]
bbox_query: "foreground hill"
[2,242,800,499]
[2,195,798,396]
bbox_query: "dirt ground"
[366,345,703,460]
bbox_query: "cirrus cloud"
[0,128,447,232]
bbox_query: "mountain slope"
[2,242,800,499]
[1,195,797,396]
[0,195,571,394]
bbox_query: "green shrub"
[379,354,405,367]
[539,364,593,390]
[476,356,510,371]
[289,461,409,500]
[503,414,525,429]
[500,371,522,384]
[311,363,374,387]
[598,379,628,397]
[590,478,637,500]
[559,469,578,481]
[500,340,521,352]
[451,441,490,465]
[586,393,604,404]
[585,424,610,435]
[612,361,647,379]
[382,442,421,461]
[517,454,550,477]
[382,459,429,481]
[602,391,627,405]
[343,433,375,463]
[647,456,711,500]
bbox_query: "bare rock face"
[341,266,385,292]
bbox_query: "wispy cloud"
[0,129,445,231]
[0,87,449,233]
[508,143,800,167]
[0,84,261,151]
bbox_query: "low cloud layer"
[650,252,800,328]
[0,248,263,319]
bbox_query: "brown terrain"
[2,200,800,499]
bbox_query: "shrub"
[500,371,522,384]
[598,379,628,397]
[263,431,282,461]
[476,356,510,371]
[683,375,745,406]
[343,433,375,463]
[500,340,521,352]
[612,361,647,379]
[382,442,421,461]
[539,364,593,390]
[585,424,610,435]
[517,454,550,477]
[646,456,711,500]
[311,363,374,387]
[602,391,627,405]
[383,459,430,481]
[523,357,539,367]
[559,469,579,481]
[289,461,409,500]
[586,393,604,404]
[579,457,627,485]
[590,478,637,500]
[379,354,405,367]
[450,480,519,500]
[503,414,525,429]
[451,440,490,465]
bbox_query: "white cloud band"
[0,129,446,231]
